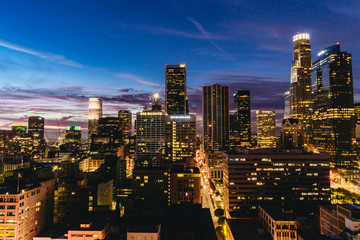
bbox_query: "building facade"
[234,90,251,148]
[258,205,297,240]
[280,118,303,149]
[202,84,229,151]
[320,204,360,236]
[223,150,330,218]
[311,44,356,169]
[118,110,132,140]
[256,110,276,149]
[0,179,55,240]
[136,96,165,167]
[165,64,188,115]
[170,166,201,205]
[165,114,196,164]
[88,98,103,146]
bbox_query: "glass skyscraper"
[290,33,312,147]
[311,44,356,169]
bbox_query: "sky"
[0,0,360,140]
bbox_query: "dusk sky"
[0,0,360,139]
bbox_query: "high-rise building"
[88,98,102,146]
[0,130,14,155]
[64,126,82,150]
[256,110,276,149]
[28,116,44,139]
[203,84,229,151]
[165,64,188,115]
[355,103,360,141]
[284,91,291,119]
[234,90,251,147]
[165,114,196,164]
[11,125,27,138]
[290,33,312,147]
[136,94,165,167]
[311,44,356,169]
[229,114,241,151]
[118,110,132,140]
[91,117,122,153]
[223,149,330,218]
[280,118,303,149]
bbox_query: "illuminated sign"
[293,33,310,42]
[170,115,191,119]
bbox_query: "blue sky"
[0,0,359,139]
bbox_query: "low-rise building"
[0,178,55,240]
[320,204,360,236]
[127,225,161,240]
[258,205,297,240]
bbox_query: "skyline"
[1,0,360,139]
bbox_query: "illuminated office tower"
[11,125,27,138]
[256,110,276,149]
[136,94,165,167]
[165,114,196,163]
[290,33,312,147]
[91,117,122,153]
[28,116,44,139]
[229,114,241,150]
[202,84,229,151]
[165,64,188,115]
[64,126,82,150]
[311,44,356,169]
[354,103,360,140]
[118,110,132,139]
[284,91,291,119]
[234,90,251,147]
[88,98,102,145]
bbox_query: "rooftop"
[260,205,295,221]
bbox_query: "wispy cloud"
[186,17,230,58]
[0,39,84,68]
[115,73,160,87]
[116,22,227,40]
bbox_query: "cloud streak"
[115,73,160,87]
[187,17,230,58]
[0,39,84,68]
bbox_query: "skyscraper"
[256,110,276,149]
[28,116,44,139]
[290,33,312,147]
[165,114,196,163]
[88,98,102,145]
[202,84,229,151]
[284,91,291,119]
[136,94,165,167]
[165,64,188,115]
[64,126,82,150]
[234,90,251,147]
[311,44,356,169]
[118,110,132,140]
